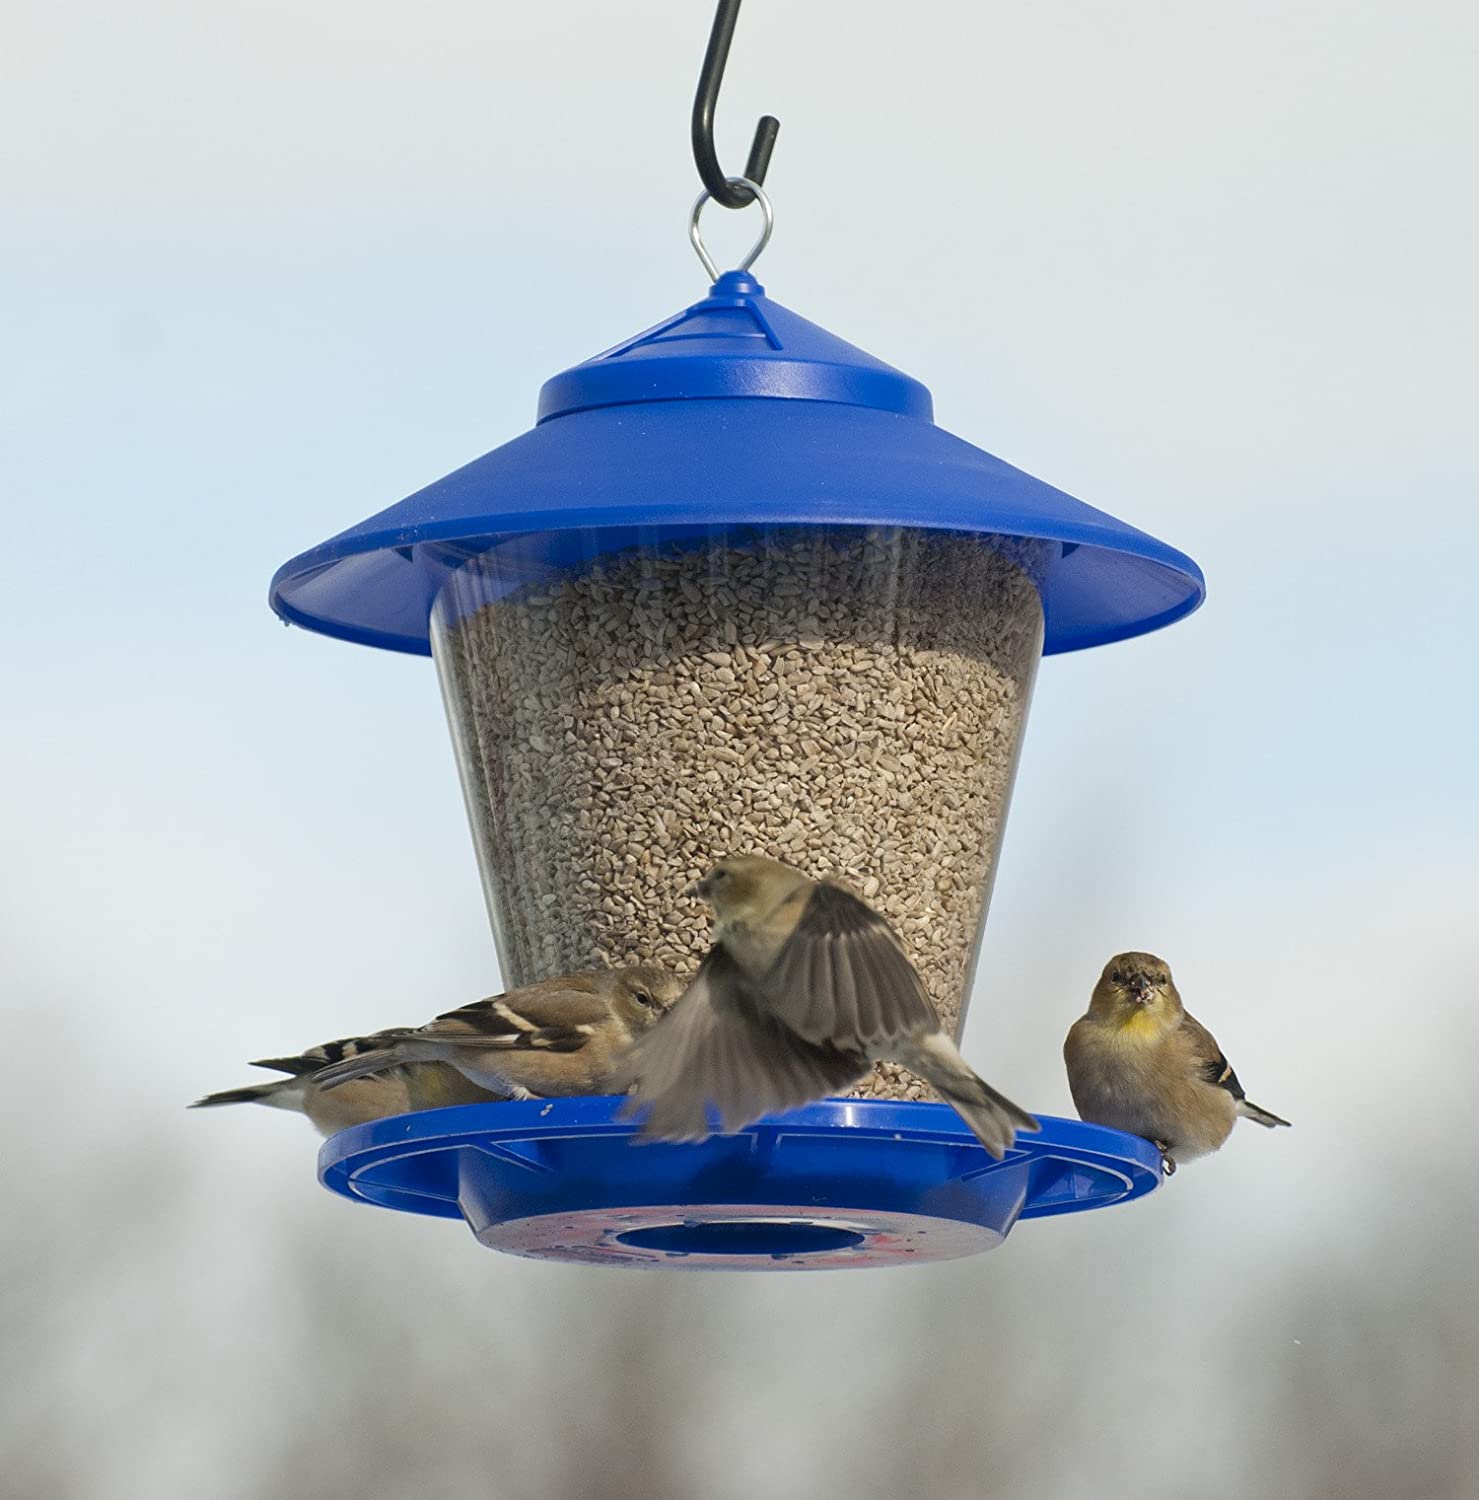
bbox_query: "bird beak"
[1131,979,1154,1005]
[686,878,711,901]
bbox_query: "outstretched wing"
[762,880,938,1048]
[617,946,869,1141]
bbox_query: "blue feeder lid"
[319,1096,1163,1270]
[270,271,1203,656]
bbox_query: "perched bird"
[619,855,1039,1157]
[190,1034,498,1137]
[1063,951,1291,1173]
[311,966,684,1099]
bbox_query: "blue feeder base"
[318,1097,1162,1271]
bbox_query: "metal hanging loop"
[692,0,779,209]
[689,176,774,283]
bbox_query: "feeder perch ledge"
[320,1098,1163,1270]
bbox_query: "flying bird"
[620,855,1038,1157]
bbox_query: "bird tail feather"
[1237,1099,1291,1129]
[897,1033,1039,1160]
[190,1079,306,1113]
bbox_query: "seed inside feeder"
[431,525,1046,1102]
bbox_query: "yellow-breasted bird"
[190,1033,498,1137]
[1063,951,1290,1173]
[309,966,684,1099]
[618,855,1039,1157]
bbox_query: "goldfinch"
[310,966,684,1098]
[619,855,1038,1157]
[190,1034,497,1137]
[1063,951,1290,1173]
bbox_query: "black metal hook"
[692,0,779,209]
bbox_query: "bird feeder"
[270,3,1202,1269]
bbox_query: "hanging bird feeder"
[273,2,1201,1269]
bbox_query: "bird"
[617,855,1039,1157]
[190,1033,499,1137]
[309,965,684,1099]
[1063,951,1290,1174]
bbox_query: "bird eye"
[1111,970,1124,984]
[632,989,653,1008]
[1157,973,1168,985]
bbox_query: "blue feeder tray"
[319,1098,1162,1270]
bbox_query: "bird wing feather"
[1184,1015,1291,1129]
[418,987,608,1052]
[762,880,938,1048]
[433,983,611,1033]
[616,946,869,1140]
[311,991,606,1092]
[249,1031,404,1077]
[1183,1015,1247,1100]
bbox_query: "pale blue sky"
[3,3,1477,1496]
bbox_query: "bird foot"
[1153,1142,1177,1177]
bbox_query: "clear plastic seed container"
[430,523,1047,1101]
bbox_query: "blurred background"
[3,1,1477,1495]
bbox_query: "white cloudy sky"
[3,3,1477,1497]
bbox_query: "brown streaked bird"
[618,855,1039,1157]
[190,1034,498,1137]
[1063,951,1290,1174]
[310,966,684,1099]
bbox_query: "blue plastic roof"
[271,272,1204,656]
